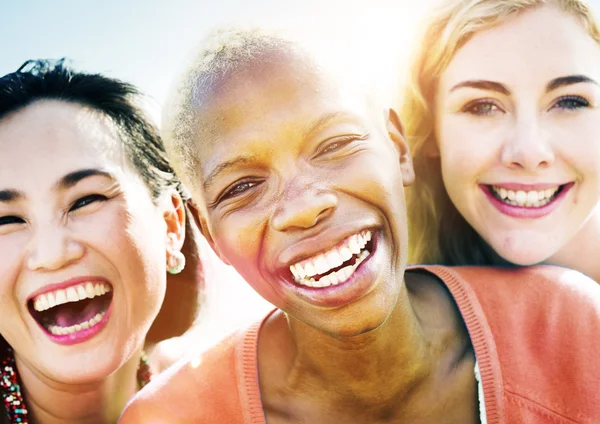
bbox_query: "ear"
[386,108,415,187]
[162,190,186,253]
[186,199,230,265]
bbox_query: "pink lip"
[34,302,113,346]
[27,276,112,303]
[485,182,570,191]
[280,231,380,308]
[481,183,574,219]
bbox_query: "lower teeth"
[296,249,370,288]
[47,311,106,336]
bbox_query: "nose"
[501,117,555,171]
[27,225,85,271]
[271,183,338,232]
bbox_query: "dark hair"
[0,58,186,201]
[0,59,202,345]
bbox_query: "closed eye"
[70,194,107,212]
[0,216,24,226]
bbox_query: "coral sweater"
[123,265,600,423]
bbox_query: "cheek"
[438,116,504,183]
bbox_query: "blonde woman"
[401,0,600,282]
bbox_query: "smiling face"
[190,55,414,337]
[435,5,600,265]
[0,100,172,383]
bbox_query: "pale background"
[3,0,599,353]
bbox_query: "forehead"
[194,57,373,173]
[441,6,600,88]
[0,100,126,184]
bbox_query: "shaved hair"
[162,28,315,190]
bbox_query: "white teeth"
[288,230,373,288]
[66,287,78,303]
[340,247,352,261]
[314,255,330,275]
[32,282,112,312]
[348,236,361,254]
[47,312,106,336]
[326,251,344,269]
[491,186,560,208]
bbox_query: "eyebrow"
[203,157,258,191]
[546,75,598,91]
[0,169,113,204]
[302,112,344,140]
[57,168,114,190]
[449,80,510,95]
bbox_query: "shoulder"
[120,328,248,423]
[431,265,600,421]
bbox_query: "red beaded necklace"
[1,346,152,423]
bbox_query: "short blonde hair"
[401,0,600,265]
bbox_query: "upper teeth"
[33,282,112,312]
[492,186,560,207]
[289,230,372,288]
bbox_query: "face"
[191,58,414,337]
[0,100,177,384]
[435,6,600,265]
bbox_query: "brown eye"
[463,100,502,116]
[220,180,261,202]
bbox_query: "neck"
[261,272,472,419]
[548,208,600,283]
[14,347,147,424]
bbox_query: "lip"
[480,182,574,219]
[277,221,379,268]
[34,302,113,346]
[278,230,381,308]
[484,182,570,191]
[26,276,113,304]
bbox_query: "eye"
[70,194,107,212]
[219,180,261,202]
[462,100,503,116]
[0,216,24,226]
[318,134,367,156]
[552,95,589,111]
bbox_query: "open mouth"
[28,282,113,336]
[487,184,566,208]
[289,230,374,288]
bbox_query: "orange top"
[121,265,600,423]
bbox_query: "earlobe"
[186,199,231,266]
[386,108,415,187]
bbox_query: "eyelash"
[319,134,368,156]
[70,194,108,211]
[552,95,589,110]
[217,180,262,203]
[462,100,502,116]
[463,95,590,116]
[0,194,108,228]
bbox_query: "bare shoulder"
[121,329,247,423]
[119,354,203,423]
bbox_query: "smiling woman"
[119,28,600,423]
[0,59,202,424]
[401,0,600,282]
